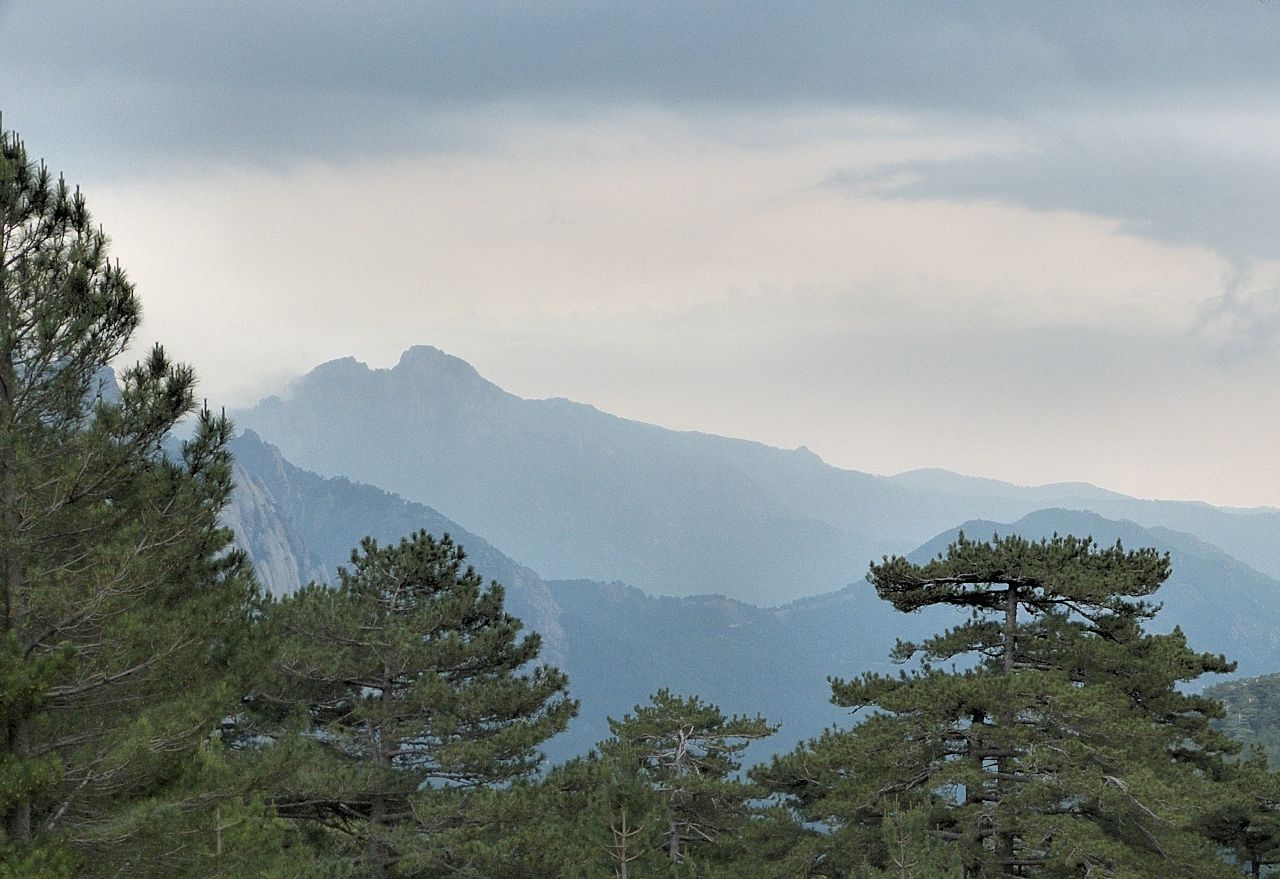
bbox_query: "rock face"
[225,437,329,594]
[223,430,568,669]
[234,346,1280,605]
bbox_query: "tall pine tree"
[759,533,1240,878]
[601,689,776,871]
[0,119,260,875]
[250,530,576,878]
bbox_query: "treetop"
[868,531,1170,615]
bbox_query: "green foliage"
[852,806,965,879]
[602,689,777,870]
[249,530,576,876]
[0,839,72,879]
[1197,746,1280,878]
[759,533,1243,878]
[407,691,793,879]
[1209,674,1280,767]
[0,119,263,875]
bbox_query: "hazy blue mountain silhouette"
[233,346,1280,605]
[225,435,1272,762]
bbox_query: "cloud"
[8,2,1280,506]
[89,109,1229,388]
[1193,266,1280,358]
[831,101,1280,262]
[6,1,1280,175]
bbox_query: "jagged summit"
[250,346,510,416]
[306,355,372,379]
[792,445,824,464]
[291,346,500,385]
[393,345,493,386]
[396,344,463,368]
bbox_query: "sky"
[3,1,1280,507]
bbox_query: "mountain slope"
[233,346,1280,605]
[225,437,1274,762]
[223,431,947,757]
[234,348,889,604]
[224,431,567,667]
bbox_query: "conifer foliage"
[459,691,785,879]
[0,120,258,875]
[760,533,1242,878]
[252,530,576,877]
[602,689,775,869]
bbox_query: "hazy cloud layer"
[3,3,1279,506]
[6,2,1280,171]
[833,103,1280,261]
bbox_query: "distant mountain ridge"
[224,433,1279,761]
[888,468,1131,503]
[233,346,1280,606]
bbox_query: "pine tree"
[1199,745,1280,878]
[853,805,966,879]
[250,530,576,878]
[758,533,1240,878]
[438,694,789,879]
[0,120,261,874]
[424,751,666,879]
[602,689,776,872]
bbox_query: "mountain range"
[232,346,1280,606]
[221,352,1280,761]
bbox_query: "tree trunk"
[1003,586,1017,673]
[608,805,635,879]
[996,587,1017,873]
[3,717,31,841]
[367,669,392,879]
[368,791,389,879]
[0,322,31,843]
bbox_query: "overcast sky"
[4,1,1280,507]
